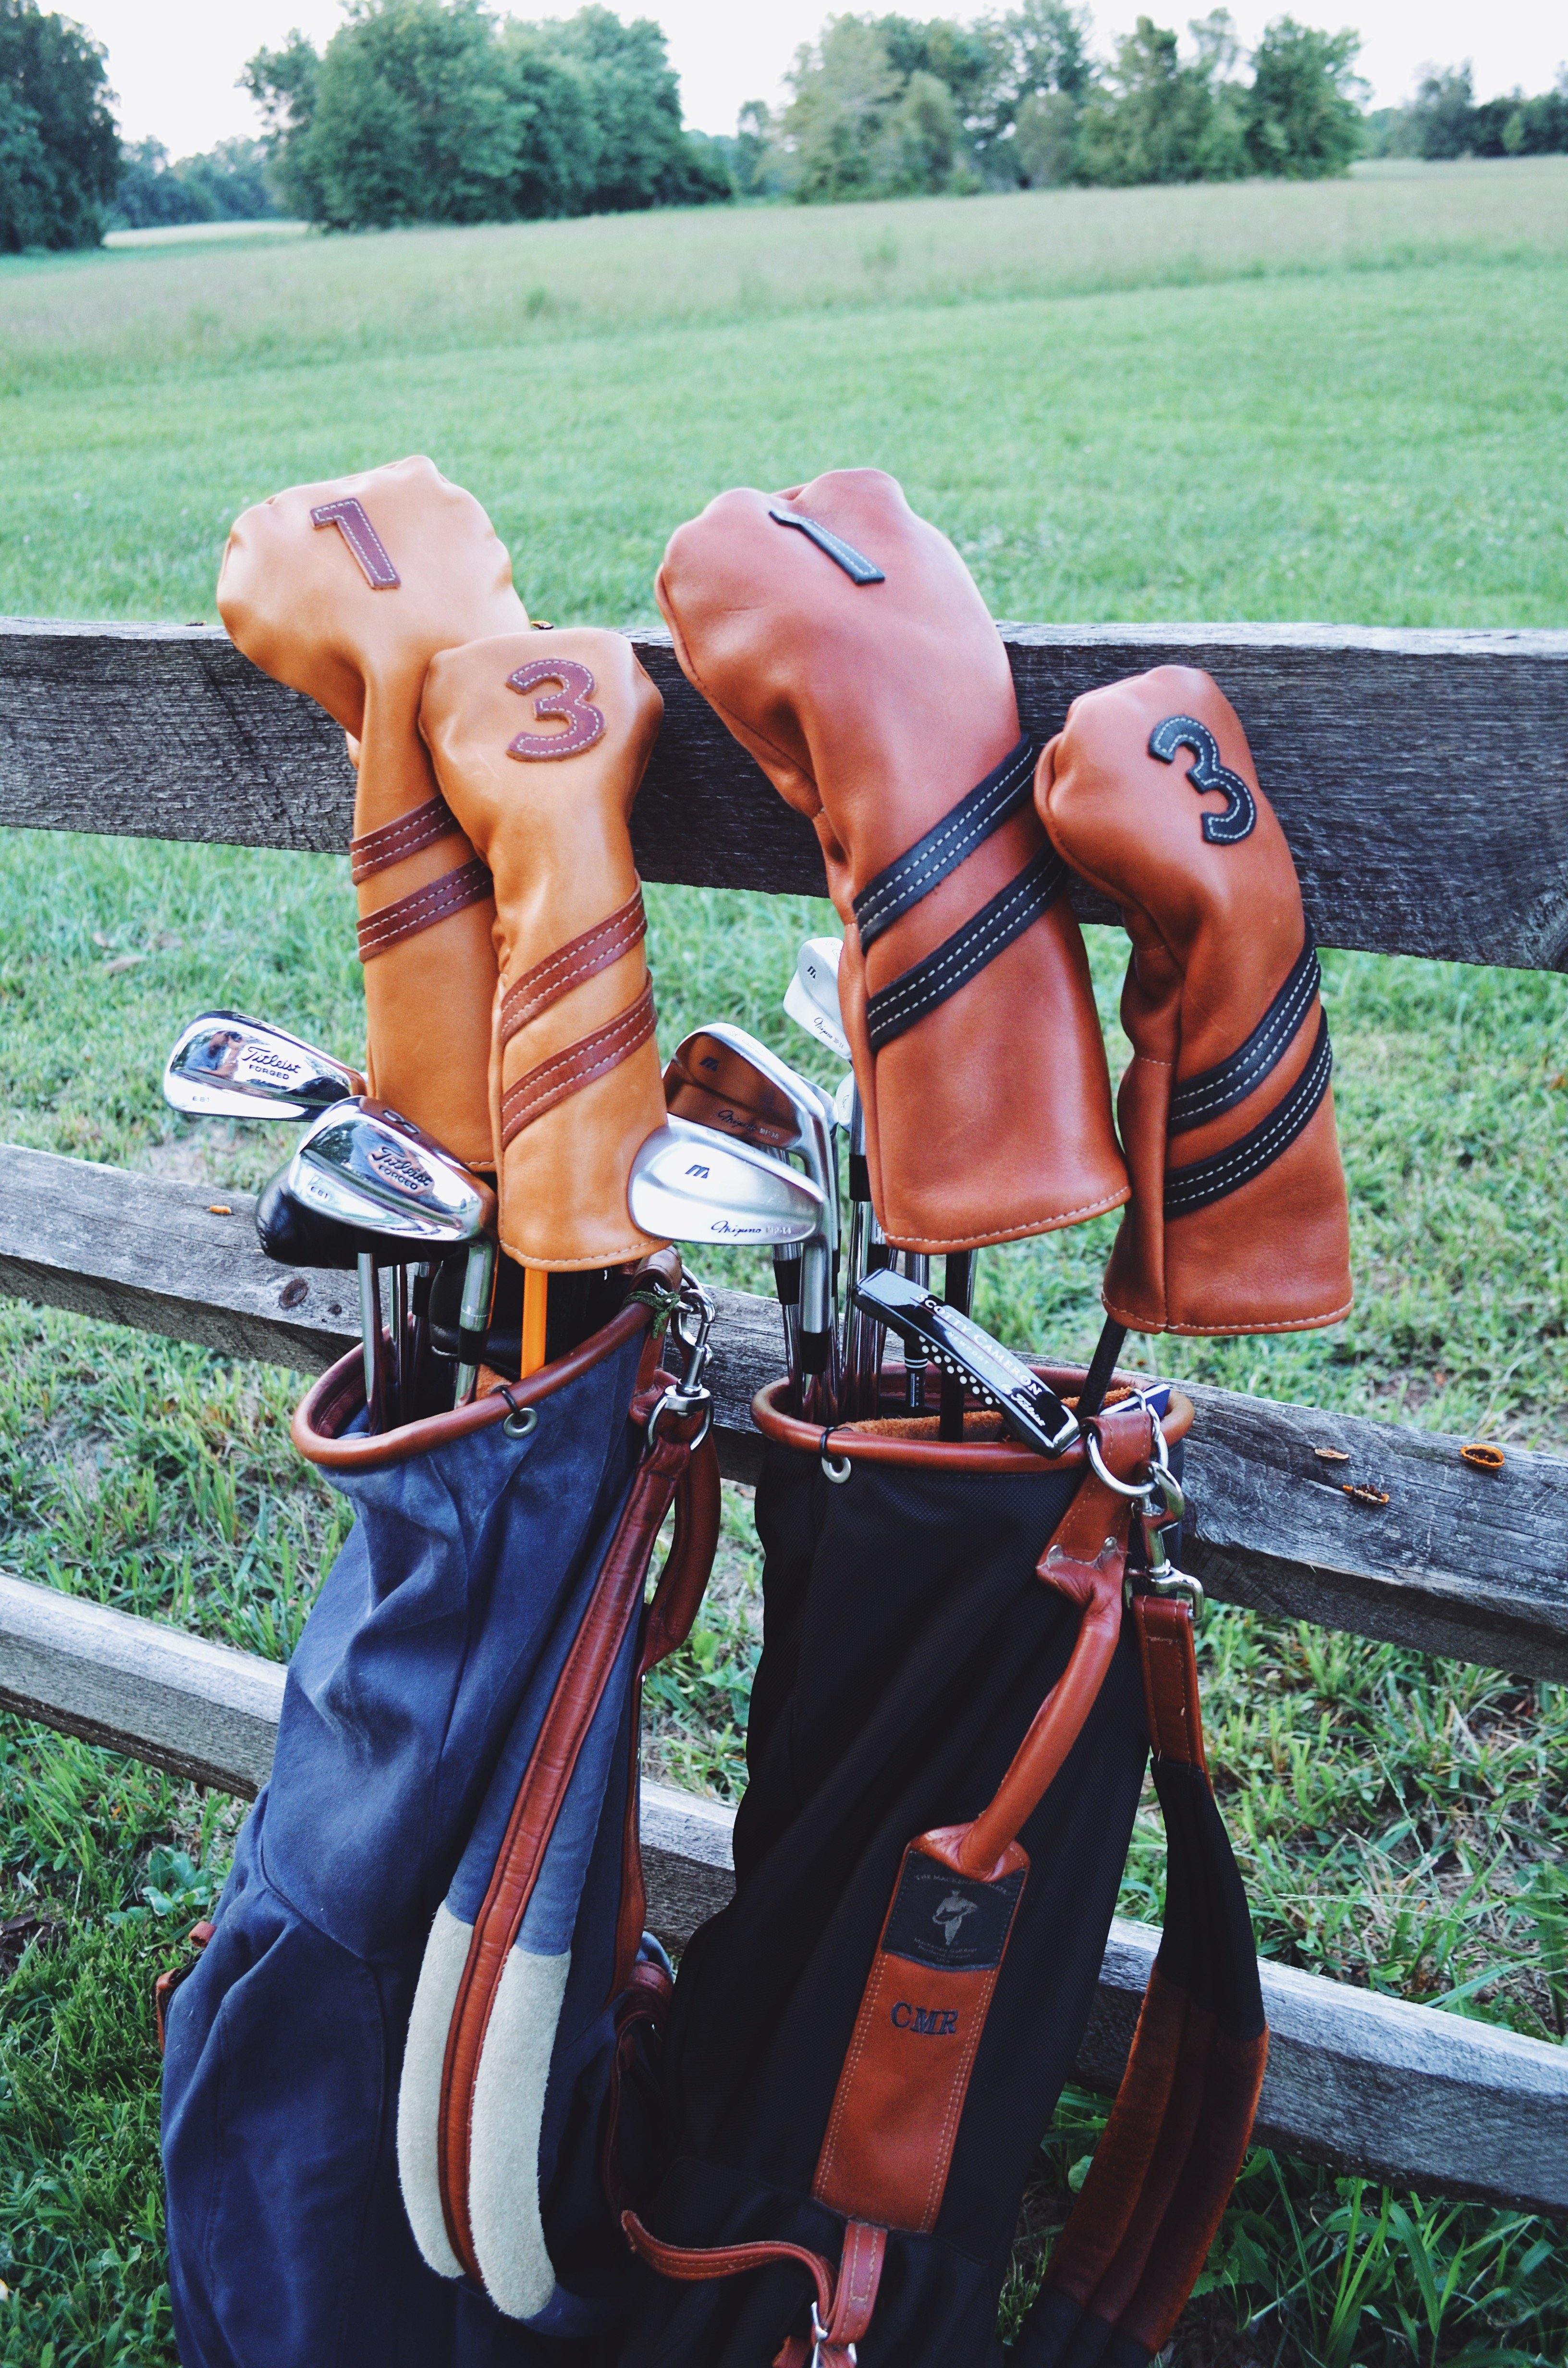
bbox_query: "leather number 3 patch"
[506,659,606,760]
[1148,715,1256,845]
[310,496,400,590]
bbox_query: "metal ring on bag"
[1085,1428,1158,1499]
[820,1430,852,1484]
[498,1387,539,1441]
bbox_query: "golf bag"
[618,1376,1265,2368]
[160,1256,721,2368]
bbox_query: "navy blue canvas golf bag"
[160,1255,720,2368]
[617,1371,1266,2368]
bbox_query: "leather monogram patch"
[881,1855,1024,1972]
[506,659,606,759]
[309,495,401,589]
[1148,714,1257,846]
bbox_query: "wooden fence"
[1,617,1566,2217]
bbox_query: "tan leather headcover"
[656,468,1126,1252]
[1038,666,1352,1335]
[420,629,669,1270]
[217,456,528,1168]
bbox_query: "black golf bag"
[618,1374,1265,2368]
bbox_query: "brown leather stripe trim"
[349,795,463,883]
[356,857,492,962]
[436,1415,703,2278]
[498,889,648,1045]
[499,980,656,1145]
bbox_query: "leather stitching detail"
[852,738,1037,950]
[1167,939,1320,1135]
[356,857,492,960]
[865,845,1066,1050]
[499,890,647,1043]
[500,981,656,1144]
[349,796,463,883]
[1164,1013,1332,1215]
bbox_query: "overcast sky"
[80,0,1568,156]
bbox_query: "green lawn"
[0,171,1566,2365]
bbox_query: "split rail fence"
[1,615,1567,2218]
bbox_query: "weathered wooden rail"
[2,617,1567,2219]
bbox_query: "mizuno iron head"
[628,1118,825,1246]
[164,1011,366,1121]
[783,936,851,1065]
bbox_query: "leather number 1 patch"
[1148,715,1257,845]
[310,496,401,589]
[506,658,606,760]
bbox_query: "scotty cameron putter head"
[628,1117,826,1246]
[164,1011,366,1122]
[852,1266,1081,1456]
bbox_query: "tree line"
[2,0,1566,254]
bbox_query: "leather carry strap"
[499,888,649,1046]
[853,737,1037,953]
[1166,936,1319,1137]
[1164,1009,1332,1218]
[349,794,464,883]
[499,977,657,1147]
[1012,1593,1267,2367]
[810,1402,1154,2238]
[864,843,1067,1052]
[622,2212,886,2368]
[435,1388,712,2284]
[356,855,492,962]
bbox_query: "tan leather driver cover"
[1038,666,1352,1335]
[419,629,669,1270]
[656,468,1127,1253]
[217,456,528,1168]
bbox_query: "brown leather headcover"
[217,456,528,1168]
[656,468,1127,1253]
[419,629,669,1270]
[1038,666,1352,1335]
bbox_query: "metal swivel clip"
[648,1274,716,1448]
[1085,1408,1205,1622]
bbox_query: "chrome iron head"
[164,1011,365,1122]
[628,1118,825,1246]
[783,936,851,1065]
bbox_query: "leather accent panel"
[356,856,492,962]
[864,844,1066,1051]
[852,736,1036,952]
[498,888,648,1044]
[812,1833,1028,2233]
[499,979,657,1146]
[1133,1595,1207,1773]
[349,794,462,883]
[436,1403,709,2278]
[1164,1012,1332,1216]
[1166,937,1319,1136]
[751,1372,1194,1475]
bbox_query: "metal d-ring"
[498,1387,539,1441]
[1085,1428,1157,1500]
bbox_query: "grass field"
[1,164,1566,2365]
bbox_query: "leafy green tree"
[778,17,902,201]
[1077,13,1244,185]
[0,0,119,251]
[550,6,730,209]
[242,30,323,218]
[112,136,278,230]
[1245,16,1364,177]
[1406,63,1477,160]
[968,0,1092,179]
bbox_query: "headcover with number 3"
[217,455,529,1169]
[419,630,670,1270]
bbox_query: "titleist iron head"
[164,1011,366,1122]
[783,936,851,1065]
[285,1098,496,1246]
[628,1118,825,1246]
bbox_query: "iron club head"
[783,936,851,1065]
[628,1118,825,1246]
[164,1011,366,1121]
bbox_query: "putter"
[666,1024,839,1418]
[285,1098,498,1418]
[164,1011,365,1121]
[853,1268,1083,1458]
[628,1118,825,1246]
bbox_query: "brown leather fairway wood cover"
[217,456,528,1168]
[656,469,1127,1252]
[420,629,669,1270]
[1038,666,1352,1335]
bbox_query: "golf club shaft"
[903,1252,930,1412]
[521,1266,549,1378]
[357,1252,389,1432]
[1077,1317,1129,1422]
[453,1240,498,1406]
[939,1250,973,1439]
[773,1244,803,1402]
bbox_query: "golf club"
[782,938,887,1418]
[286,1098,498,1419]
[164,1011,365,1121]
[628,1117,825,1246]
[665,1024,839,1418]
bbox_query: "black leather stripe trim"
[1167,938,1321,1137]
[852,737,1038,953]
[767,506,885,584]
[1164,1013,1332,1217]
[865,846,1066,1052]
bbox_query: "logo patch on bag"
[882,1858,1025,1972]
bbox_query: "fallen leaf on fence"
[1459,1443,1506,1474]
[1313,1445,1350,1462]
[207,1204,233,1216]
[1343,1482,1391,1507]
